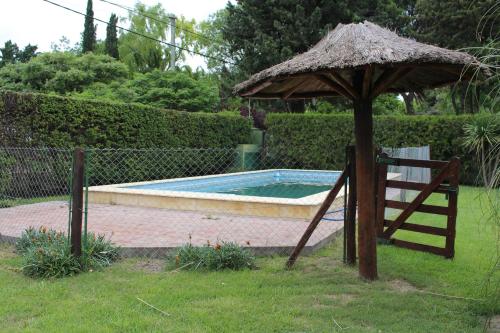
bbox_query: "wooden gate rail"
[286,146,356,268]
[376,153,460,258]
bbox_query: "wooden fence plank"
[385,200,449,215]
[391,158,448,169]
[382,162,452,238]
[392,239,448,256]
[386,180,453,194]
[383,220,448,236]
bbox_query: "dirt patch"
[389,279,418,293]
[0,246,17,260]
[487,315,500,333]
[134,259,165,273]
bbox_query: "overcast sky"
[0,0,232,68]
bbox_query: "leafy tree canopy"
[414,0,498,49]
[0,52,128,94]
[72,69,220,112]
[118,3,199,72]
[221,0,415,75]
[0,40,38,68]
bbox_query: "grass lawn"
[0,195,68,208]
[0,186,498,332]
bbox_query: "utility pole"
[169,16,176,70]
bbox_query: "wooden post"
[345,145,357,265]
[376,152,389,237]
[71,148,85,257]
[445,157,460,258]
[353,70,378,280]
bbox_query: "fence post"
[71,147,85,257]
[345,145,357,265]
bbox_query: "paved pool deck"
[0,201,344,257]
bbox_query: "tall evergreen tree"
[82,0,96,53]
[105,13,119,59]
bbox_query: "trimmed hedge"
[266,113,495,184]
[0,90,251,148]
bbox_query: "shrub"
[0,90,251,188]
[172,242,255,271]
[0,90,251,148]
[81,233,120,270]
[22,242,81,279]
[16,226,66,255]
[265,113,498,184]
[17,227,120,278]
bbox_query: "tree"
[221,0,414,76]
[105,13,119,59]
[51,36,80,53]
[0,41,19,66]
[413,0,497,114]
[118,3,199,72]
[0,52,128,94]
[82,0,97,53]
[414,0,497,49]
[0,40,38,68]
[206,0,414,112]
[131,70,219,111]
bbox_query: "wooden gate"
[375,153,460,258]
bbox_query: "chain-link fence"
[0,147,73,244]
[0,147,347,259]
[1,146,430,260]
[84,147,346,258]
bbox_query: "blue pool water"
[125,170,339,199]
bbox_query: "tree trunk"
[401,92,415,115]
[450,86,459,115]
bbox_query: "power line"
[40,0,235,65]
[98,0,215,44]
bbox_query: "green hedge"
[266,113,493,184]
[0,90,251,148]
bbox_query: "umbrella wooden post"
[353,71,377,280]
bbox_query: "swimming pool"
[88,169,344,219]
[125,170,339,198]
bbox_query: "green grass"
[0,195,68,208]
[0,186,498,332]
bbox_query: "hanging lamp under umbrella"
[234,21,484,280]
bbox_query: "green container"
[235,144,261,170]
[250,128,264,145]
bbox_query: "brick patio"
[0,201,344,257]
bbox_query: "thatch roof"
[234,21,484,99]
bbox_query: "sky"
[0,0,232,68]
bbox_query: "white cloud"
[0,0,231,69]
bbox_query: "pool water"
[125,170,340,199]
[220,182,332,199]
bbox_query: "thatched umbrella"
[234,21,483,280]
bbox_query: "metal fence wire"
[0,146,432,259]
[0,147,347,258]
[0,147,73,244]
